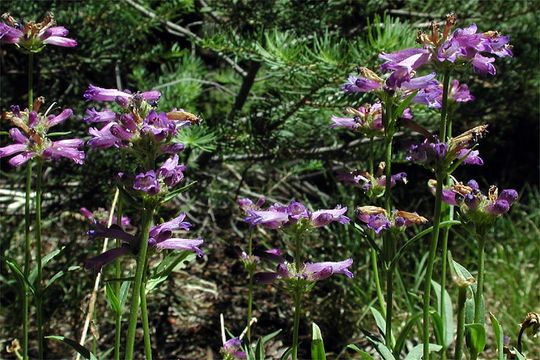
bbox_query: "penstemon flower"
[241,198,350,230]
[85,212,204,270]
[0,12,77,51]
[337,162,407,199]
[0,100,85,166]
[330,102,413,136]
[406,125,488,169]
[356,206,428,234]
[131,155,187,195]
[254,257,353,283]
[429,179,518,224]
[379,14,512,76]
[414,79,475,108]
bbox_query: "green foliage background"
[0,0,538,358]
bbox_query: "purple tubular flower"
[47,108,73,127]
[244,209,289,229]
[141,111,176,141]
[0,22,23,44]
[84,108,117,123]
[88,123,123,149]
[367,214,391,234]
[0,143,27,158]
[330,116,357,130]
[406,138,448,166]
[157,154,187,187]
[253,271,280,284]
[222,338,247,360]
[41,34,77,47]
[109,123,134,141]
[472,53,496,75]
[9,128,28,144]
[442,189,459,206]
[287,201,310,221]
[155,238,204,257]
[400,73,438,90]
[498,189,518,204]
[89,223,136,243]
[8,152,34,167]
[379,48,432,73]
[467,179,480,190]
[304,258,354,280]
[140,90,161,101]
[38,25,77,47]
[450,80,475,102]
[84,85,132,102]
[43,139,86,164]
[85,247,130,271]
[133,170,160,195]
[28,112,39,127]
[457,149,484,165]
[310,206,349,227]
[149,213,191,244]
[485,199,510,215]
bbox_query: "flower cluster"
[407,125,488,169]
[0,100,85,167]
[414,79,474,108]
[85,212,204,271]
[337,162,407,199]
[379,14,512,77]
[132,155,187,195]
[239,198,349,230]
[84,85,198,152]
[330,102,413,135]
[430,179,518,223]
[0,12,77,51]
[356,206,428,234]
[254,257,353,284]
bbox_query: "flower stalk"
[454,286,467,360]
[291,283,302,360]
[422,169,445,359]
[35,158,44,360]
[474,227,486,324]
[246,230,254,342]
[124,206,155,360]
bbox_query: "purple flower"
[330,102,384,135]
[287,201,310,221]
[379,48,432,74]
[304,258,354,280]
[406,137,449,167]
[244,209,290,229]
[133,170,160,195]
[141,110,176,141]
[222,338,246,359]
[149,213,203,257]
[87,122,124,149]
[310,206,350,227]
[84,108,117,123]
[414,79,474,108]
[356,206,427,234]
[457,149,484,165]
[157,154,187,187]
[1,13,77,49]
[0,104,84,167]
[84,85,161,103]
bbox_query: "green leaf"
[119,281,131,309]
[45,335,98,360]
[365,333,396,360]
[465,323,486,354]
[394,90,418,120]
[394,312,422,356]
[430,310,444,346]
[514,348,526,360]
[154,250,195,278]
[280,347,293,360]
[465,298,475,325]
[4,258,35,296]
[29,247,65,284]
[449,256,477,292]
[161,181,197,204]
[489,313,505,360]
[347,344,374,359]
[48,131,72,137]
[105,283,121,315]
[311,322,326,360]
[46,270,65,290]
[261,329,282,343]
[370,307,388,339]
[404,344,442,360]
[255,337,264,360]
[431,280,455,347]
[145,275,168,293]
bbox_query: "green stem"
[246,230,254,342]
[22,161,32,360]
[291,283,302,360]
[422,171,445,360]
[114,155,125,360]
[454,287,467,360]
[124,206,154,360]
[383,100,395,349]
[140,274,152,360]
[35,159,44,360]
[474,230,486,324]
[22,52,34,360]
[370,248,386,316]
[438,70,452,360]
